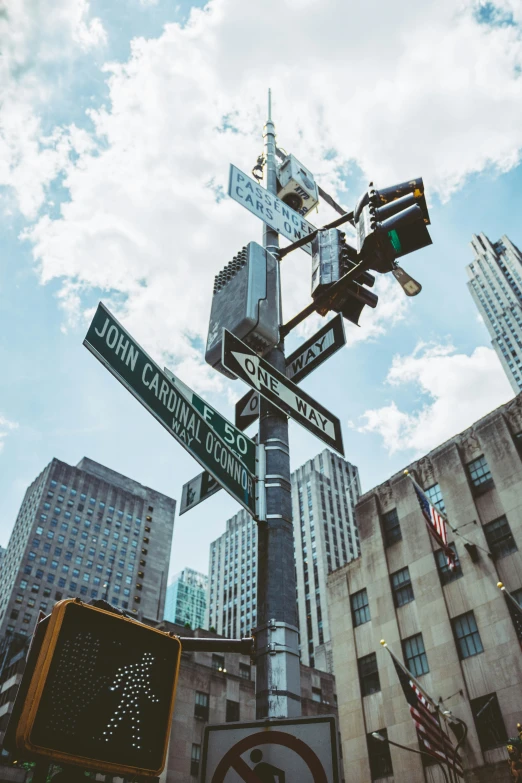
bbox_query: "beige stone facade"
[328,396,522,783]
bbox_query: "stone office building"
[328,395,522,783]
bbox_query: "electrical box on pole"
[354,178,432,273]
[8,599,181,777]
[311,227,378,324]
[276,153,319,216]
[205,242,279,378]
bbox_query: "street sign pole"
[255,91,301,720]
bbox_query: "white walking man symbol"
[101,652,160,749]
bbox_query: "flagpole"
[498,581,522,611]
[371,732,450,783]
[380,640,442,715]
[381,640,462,782]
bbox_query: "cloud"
[0,416,19,454]
[0,0,106,218]
[7,0,522,391]
[355,342,514,454]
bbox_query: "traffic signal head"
[9,599,181,777]
[311,228,378,325]
[354,178,432,273]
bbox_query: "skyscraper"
[0,457,176,641]
[467,233,522,393]
[206,509,257,640]
[206,449,361,668]
[164,567,208,629]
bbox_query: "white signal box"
[277,154,319,217]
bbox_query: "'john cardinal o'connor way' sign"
[84,303,256,516]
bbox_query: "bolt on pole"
[255,89,301,719]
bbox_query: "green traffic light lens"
[388,230,402,253]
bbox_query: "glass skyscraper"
[164,568,208,629]
[467,233,522,393]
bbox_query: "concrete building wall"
[328,395,522,783]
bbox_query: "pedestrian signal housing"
[10,599,181,777]
[205,242,279,377]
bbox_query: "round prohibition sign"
[210,729,328,782]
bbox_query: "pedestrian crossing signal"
[11,599,181,777]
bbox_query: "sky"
[1,0,521,582]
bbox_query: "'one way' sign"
[222,330,344,455]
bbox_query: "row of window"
[48,480,154,517]
[382,501,517,561]
[351,546,465,630]
[381,457,496,548]
[358,612,483,701]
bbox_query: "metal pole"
[255,90,301,719]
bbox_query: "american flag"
[500,585,522,651]
[407,473,456,570]
[390,656,464,777]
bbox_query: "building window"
[382,508,401,547]
[212,654,225,672]
[351,588,370,627]
[425,483,445,513]
[190,744,201,777]
[435,543,463,585]
[358,652,380,696]
[239,663,251,680]
[483,516,518,559]
[467,455,493,488]
[312,687,322,703]
[226,700,240,722]
[367,730,393,780]
[470,693,507,751]
[195,691,209,721]
[391,567,414,607]
[452,611,484,659]
[403,633,429,677]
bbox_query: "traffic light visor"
[16,600,181,777]
[375,178,430,224]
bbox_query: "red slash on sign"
[211,730,328,783]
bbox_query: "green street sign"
[84,303,256,516]
[163,367,255,474]
[179,470,220,515]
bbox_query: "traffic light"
[354,178,432,273]
[311,228,378,324]
[206,242,279,377]
[6,599,181,777]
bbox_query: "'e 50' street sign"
[84,303,256,516]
